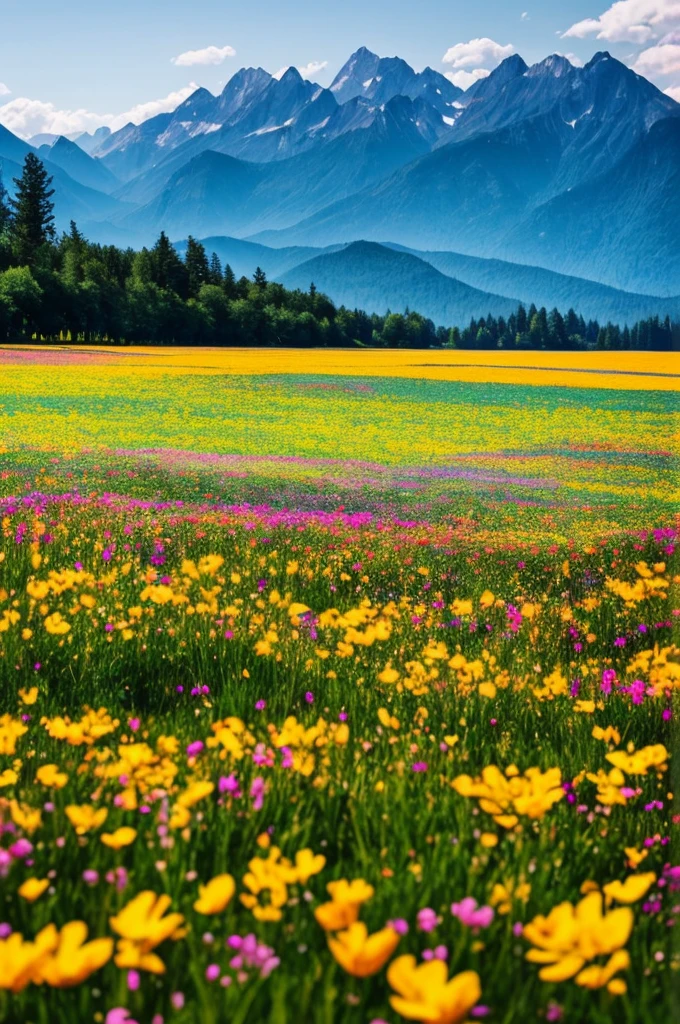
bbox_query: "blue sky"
[0,0,678,137]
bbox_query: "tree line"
[0,154,677,351]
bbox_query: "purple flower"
[412,761,428,772]
[451,897,494,929]
[255,699,266,711]
[305,691,315,704]
[387,918,409,935]
[250,777,265,811]
[416,908,439,933]
[186,740,204,758]
[219,774,241,798]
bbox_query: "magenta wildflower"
[451,897,494,929]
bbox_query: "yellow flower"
[479,590,495,609]
[452,765,563,828]
[0,769,18,788]
[44,612,71,635]
[388,955,481,1023]
[602,873,656,905]
[18,878,50,903]
[315,878,375,931]
[0,926,58,992]
[606,744,668,776]
[66,804,108,835]
[592,725,621,746]
[35,764,68,789]
[9,800,42,833]
[18,687,38,705]
[110,891,186,974]
[194,874,236,914]
[524,891,632,985]
[101,827,138,850]
[624,847,648,869]
[39,921,113,988]
[0,714,28,755]
[292,848,326,884]
[490,880,531,915]
[575,949,630,993]
[328,921,400,977]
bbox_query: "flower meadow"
[0,348,677,1024]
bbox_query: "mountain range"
[1,45,678,317]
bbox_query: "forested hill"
[0,155,677,351]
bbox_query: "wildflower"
[66,805,108,835]
[39,921,113,987]
[35,764,68,789]
[194,874,236,915]
[110,891,186,974]
[602,873,656,905]
[292,848,326,884]
[327,922,400,977]
[18,878,49,902]
[315,879,375,931]
[0,925,58,992]
[387,956,481,1023]
[452,765,563,828]
[524,891,632,991]
[101,828,137,850]
[451,897,494,929]
[416,908,439,933]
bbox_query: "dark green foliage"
[10,152,56,265]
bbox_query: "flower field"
[0,347,677,1024]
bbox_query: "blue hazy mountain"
[114,95,437,242]
[0,45,677,300]
[38,136,120,194]
[177,234,680,325]
[277,240,521,325]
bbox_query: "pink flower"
[250,777,265,812]
[105,1011,138,1024]
[451,897,494,929]
[416,907,439,932]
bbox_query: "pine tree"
[0,174,12,234]
[10,153,55,264]
[152,231,188,296]
[253,266,267,289]
[223,263,236,299]
[184,236,210,298]
[209,251,222,285]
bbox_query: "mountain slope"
[38,136,120,194]
[499,116,680,294]
[251,112,565,249]
[173,236,342,279]
[386,244,680,324]
[278,241,520,325]
[117,97,437,242]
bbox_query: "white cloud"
[274,61,328,81]
[563,1,680,44]
[521,11,530,19]
[664,83,680,98]
[442,37,515,69]
[171,44,236,67]
[0,83,10,97]
[633,35,680,74]
[0,83,198,139]
[297,60,328,80]
[445,68,490,89]
[555,51,585,67]
[634,40,680,73]
[112,84,198,129]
